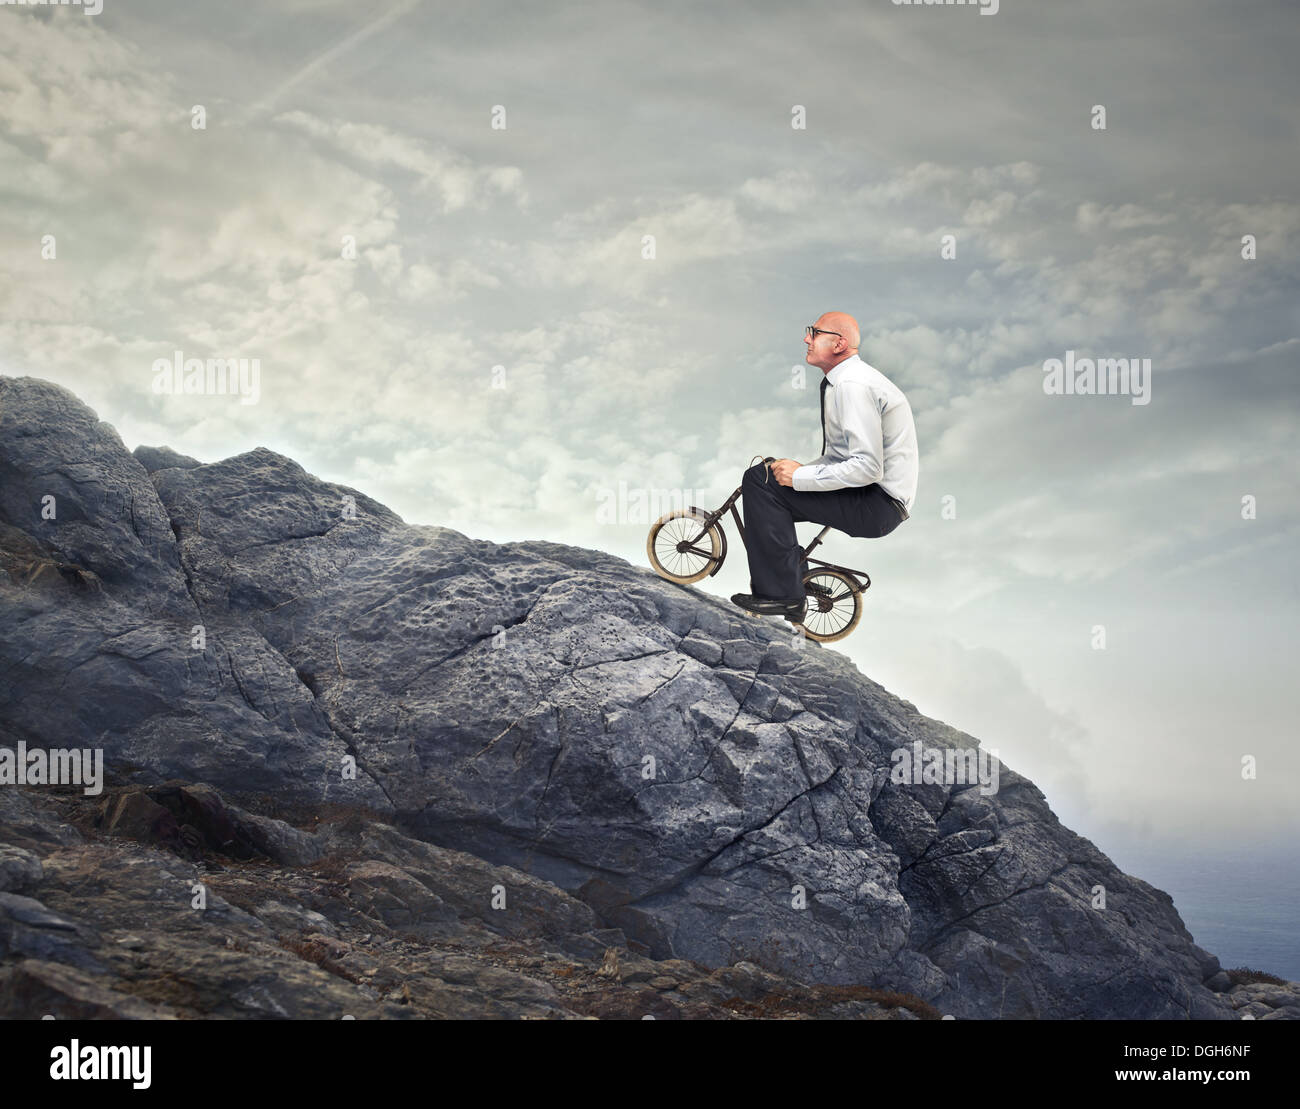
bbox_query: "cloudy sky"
[2,0,1297,883]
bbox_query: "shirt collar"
[825,353,862,387]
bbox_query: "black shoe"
[730,593,807,621]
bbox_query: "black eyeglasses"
[806,325,842,339]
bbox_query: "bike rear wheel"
[798,568,862,642]
[647,509,723,584]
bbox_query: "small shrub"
[1225,967,1287,987]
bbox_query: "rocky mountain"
[1,375,1294,1020]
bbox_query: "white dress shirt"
[791,354,919,515]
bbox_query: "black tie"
[819,376,829,455]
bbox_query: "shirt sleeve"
[791,381,884,491]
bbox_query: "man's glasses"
[806,325,842,339]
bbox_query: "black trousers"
[741,461,906,600]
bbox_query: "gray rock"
[695,959,792,1002]
[0,377,191,615]
[1229,981,1300,1010]
[1190,942,1221,980]
[0,783,875,1020]
[558,927,629,963]
[0,377,391,813]
[97,782,321,866]
[0,374,1274,1019]
[223,803,324,866]
[0,781,83,851]
[133,444,202,473]
[0,845,44,893]
[0,891,103,970]
[0,959,178,1019]
[320,820,602,942]
[254,900,337,937]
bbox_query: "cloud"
[1,1,1297,861]
[274,110,529,212]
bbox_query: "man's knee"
[850,515,901,540]
[742,462,770,489]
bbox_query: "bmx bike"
[645,457,872,643]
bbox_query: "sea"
[1104,839,1299,983]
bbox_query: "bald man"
[731,312,919,622]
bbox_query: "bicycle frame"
[686,484,872,592]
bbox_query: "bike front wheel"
[647,509,723,584]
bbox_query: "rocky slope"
[1,375,1293,1019]
[2,781,944,1019]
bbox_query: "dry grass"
[722,984,942,1020]
[278,935,367,985]
[1225,967,1288,987]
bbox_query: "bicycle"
[645,457,872,643]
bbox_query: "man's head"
[803,311,860,372]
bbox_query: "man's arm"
[791,382,884,492]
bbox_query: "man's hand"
[770,458,801,487]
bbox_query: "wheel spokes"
[802,574,855,637]
[653,515,714,577]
